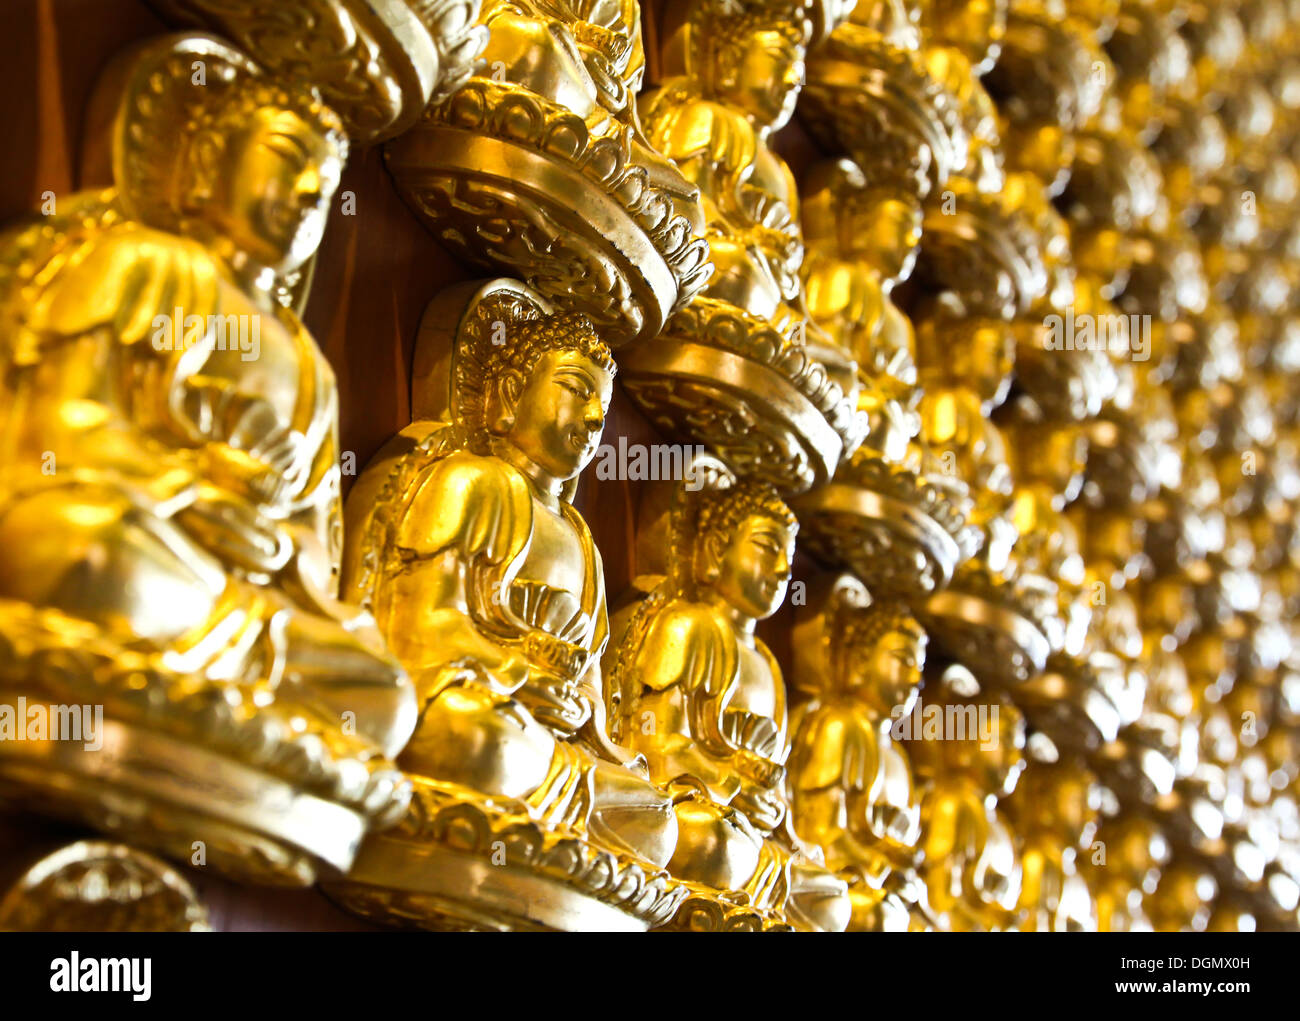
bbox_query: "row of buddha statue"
[0,0,1295,931]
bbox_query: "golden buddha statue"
[807,0,999,203]
[914,317,1016,549]
[1001,406,1093,657]
[1146,857,1218,932]
[1105,0,1195,144]
[386,0,711,346]
[915,0,1005,76]
[1001,171,1117,422]
[800,158,922,457]
[906,666,1026,931]
[1004,754,1100,931]
[329,279,683,930]
[604,462,850,930]
[920,41,1005,194]
[788,574,929,930]
[982,1,1107,197]
[791,158,979,601]
[1132,573,1200,774]
[0,34,418,884]
[619,0,861,493]
[1081,814,1168,931]
[910,302,1058,684]
[1060,123,1166,300]
[641,0,808,325]
[999,459,1136,775]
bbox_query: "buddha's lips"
[265,199,300,237]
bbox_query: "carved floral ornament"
[0,0,1297,932]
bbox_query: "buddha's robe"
[788,697,886,878]
[0,190,414,758]
[639,88,801,320]
[344,444,676,867]
[614,593,852,925]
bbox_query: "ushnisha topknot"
[695,477,798,560]
[834,600,927,669]
[690,0,813,83]
[801,157,922,244]
[450,301,614,444]
[494,310,617,383]
[109,35,348,235]
[197,77,348,157]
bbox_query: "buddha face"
[1052,769,1099,843]
[502,348,613,483]
[845,192,923,282]
[206,107,343,273]
[919,0,1004,70]
[919,388,1014,506]
[707,514,795,620]
[851,628,925,715]
[916,316,1014,408]
[718,28,804,131]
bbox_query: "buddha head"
[914,312,1015,410]
[917,386,1014,512]
[802,159,924,285]
[917,0,1006,74]
[835,601,927,716]
[483,312,617,485]
[1098,815,1169,890]
[1002,409,1088,504]
[105,37,349,278]
[184,81,348,274]
[1146,858,1217,931]
[695,3,811,132]
[1008,758,1099,850]
[693,480,798,620]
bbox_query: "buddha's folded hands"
[734,777,787,832]
[516,669,592,733]
[175,481,294,576]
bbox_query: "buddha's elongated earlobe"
[696,531,724,586]
[186,131,224,206]
[490,371,522,433]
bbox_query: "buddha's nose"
[296,167,323,204]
